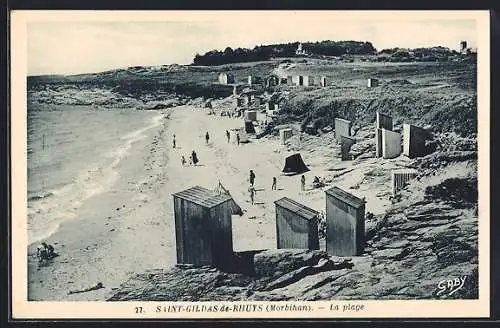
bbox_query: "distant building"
[296,43,307,56]
[218,72,235,84]
[320,76,327,87]
[367,78,379,88]
[460,40,468,54]
[265,75,280,87]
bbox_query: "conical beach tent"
[245,120,256,134]
[213,181,243,216]
[282,153,310,175]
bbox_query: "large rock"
[253,249,329,278]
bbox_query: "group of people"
[173,126,308,206]
[181,150,199,166]
[174,133,204,167]
[36,242,56,265]
[225,129,241,145]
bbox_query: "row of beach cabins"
[219,72,381,89]
[172,184,365,272]
[171,107,431,272]
[219,72,328,88]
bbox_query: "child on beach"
[301,175,306,191]
[236,133,240,146]
[226,130,230,143]
[205,132,210,144]
[173,134,176,148]
[272,177,277,190]
[181,155,186,166]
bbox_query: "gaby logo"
[436,276,467,297]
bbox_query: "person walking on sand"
[191,150,199,166]
[205,132,210,144]
[249,170,256,187]
[181,155,186,166]
[249,185,256,205]
[226,130,230,143]
[236,133,240,146]
[301,175,306,191]
[272,177,277,190]
[173,134,176,149]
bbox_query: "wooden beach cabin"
[173,186,234,268]
[279,128,293,145]
[274,197,320,250]
[334,118,352,142]
[325,186,365,256]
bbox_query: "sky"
[23,11,481,76]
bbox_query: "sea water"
[27,103,163,245]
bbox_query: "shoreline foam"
[27,110,164,245]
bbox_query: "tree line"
[192,41,377,66]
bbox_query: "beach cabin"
[266,75,280,88]
[403,124,429,158]
[325,186,365,256]
[244,110,257,122]
[173,186,234,268]
[320,76,327,87]
[381,129,402,159]
[376,112,393,131]
[266,102,275,111]
[375,112,394,158]
[302,76,311,86]
[245,120,256,134]
[218,72,235,84]
[341,136,356,161]
[392,169,418,196]
[334,118,352,142]
[275,197,320,250]
[279,128,293,145]
[367,78,379,88]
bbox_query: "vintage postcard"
[10,10,490,319]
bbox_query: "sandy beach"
[27,102,417,301]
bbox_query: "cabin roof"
[335,118,351,124]
[325,186,365,209]
[274,197,318,221]
[173,186,232,208]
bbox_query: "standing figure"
[249,170,256,187]
[173,134,176,148]
[236,133,240,146]
[205,132,210,144]
[249,185,256,205]
[181,155,186,166]
[301,175,306,191]
[191,150,199,166]
[226,130,230,143]
[272,177,277,190]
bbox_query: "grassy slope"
[272,61,477,137]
